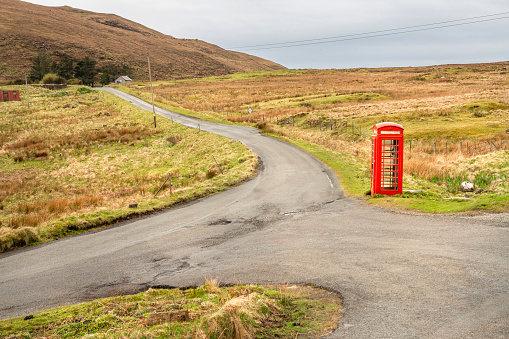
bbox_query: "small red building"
[371,122,404,196]
[0,90,21,102]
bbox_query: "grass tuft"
[166,134,183,146]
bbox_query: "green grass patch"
[254,92,389,110]
[366,190,509,213]
[0,283,342,339]
[350,103,508,140]
[366,151,509,213]
[178,69,309,82]
[455,100,508,115]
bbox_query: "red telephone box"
[371,122,404,196]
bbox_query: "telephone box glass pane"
[380,139,400,190]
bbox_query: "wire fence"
[277,115,374,136]
[220,112,509,157]
[405,139,509,156]
[278,115,509,156]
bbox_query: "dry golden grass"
[404,151,464,179]
[129,65,509,120]
[200,293,264,338]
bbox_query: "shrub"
[41,73,65,84]
[255,121,276,133]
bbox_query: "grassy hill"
[0,0,285,82]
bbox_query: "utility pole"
[148,53,156,128]
[25,74,30,109]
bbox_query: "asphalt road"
[1,88,508,338]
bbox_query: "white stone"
[460,181,475,192]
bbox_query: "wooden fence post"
[212,155,224,174]
[155,172,172,197]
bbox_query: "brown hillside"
[0,0,285,81]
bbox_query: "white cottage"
[115,76,132,84]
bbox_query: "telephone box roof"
[374,122,404,130]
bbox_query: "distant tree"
[10,79,25,85]
[74,56,98,86]
[57,56,74,79]
[99,63,131,85]
[99,71,110,86]
[29,51,56,82]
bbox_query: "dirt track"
[1,88,508,338]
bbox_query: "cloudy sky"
[25,0,509,69]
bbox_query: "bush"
[10,79,25,85]
[41,73,65,84]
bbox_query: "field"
[0,86,258,252]
[119,62,509,213]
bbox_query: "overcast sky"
[25,0,509,69]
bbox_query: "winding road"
[1,88,508,338]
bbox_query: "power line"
[231,12,509,51]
